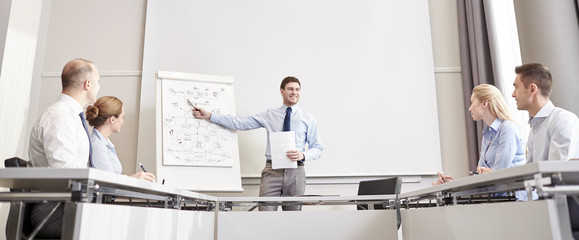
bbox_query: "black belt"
[266,160,304,166]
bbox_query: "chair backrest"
[357,177,402,229]
[357,177,402,196]
[4,157,29,167]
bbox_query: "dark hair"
[86,96,123,127]
[514,63,552,97]
[61,58,95,90]
[280,76,301,89]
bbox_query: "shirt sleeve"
[548,112,579,161]
[303,116,323,161]
[40,115,87,168]
[491,123,520,170]
[210,112,265,130]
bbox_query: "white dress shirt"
[527,101,579,162]
[29,94,90,168]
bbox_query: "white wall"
[0,0,11,69]
[428,0,468,180]
[32,0,147,177]
[514,0,579,115]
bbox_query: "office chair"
[5,157,33,240]
[4,157,61,240]
[567,196,579,239]
[357,177,402,229]
[4,157,28,167]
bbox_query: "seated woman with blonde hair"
[86,96,156,182]
[434,84,526,198]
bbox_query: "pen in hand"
[188,99,203,117]
[139,162,147,172]
[187,99,196,110]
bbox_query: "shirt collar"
[281,104,299,113]
[529,101,555,123]
[93,128,103,140]
[59,93,84,115]
[93,128,114,147]
[489,118,503,132]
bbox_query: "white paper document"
[269,131,297,169]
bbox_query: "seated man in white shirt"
[511,63,579,236]
[29,58,100,168]
[27,58,101,238]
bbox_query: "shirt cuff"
[209,111,220,123]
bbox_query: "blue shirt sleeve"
[210,112,265,130]
[303,116,323,161]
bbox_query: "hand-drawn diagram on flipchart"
[161,78,237,167]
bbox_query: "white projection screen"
[139,0,442,182]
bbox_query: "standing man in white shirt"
[193,76,323,211]
[27,58,101,238]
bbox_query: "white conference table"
[0,168,400,240]
[3,162,577,240]
[400,161,579,201]
[399,161,579,240]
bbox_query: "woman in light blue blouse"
[470,84,526,173]
[86,96,156,182]
[435,84,525,185]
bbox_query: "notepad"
[269,131,297,169]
